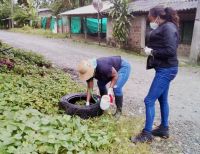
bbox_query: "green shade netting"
[50,17,56,31]
[58,19,63,27]
[71,17,81,33]
[86,18,107,34]
[41,17,47,29]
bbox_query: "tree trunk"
[79,0,84,6]
[189,0,200,64]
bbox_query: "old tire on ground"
[59,93,103,119]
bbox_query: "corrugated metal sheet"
[60,1,113,16]
[38,8,52,13]
[128,0,198,13]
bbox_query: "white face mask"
[150,22,159,30]
[150,17,159,30]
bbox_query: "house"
[125,0,198,57]
[59,1,113,39]
[1,18,12,29]
[59,0,197,57]
[37,8,53,18]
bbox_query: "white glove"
[144,47,153,56]
[108,88,114,96]
[86,101,90,106]
[108,88,115,104]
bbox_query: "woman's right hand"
[86,78,94,104]
[144,47,153,56]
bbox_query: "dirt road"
[0,30,200,153]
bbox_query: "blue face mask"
[150,17,159,30]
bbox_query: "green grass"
[0,43,151,154]
[10,26,68,39]
[96,116,151,154]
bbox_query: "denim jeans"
[144,67,178,132]
[97,59,131,97]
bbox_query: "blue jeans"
[97,59,131,96]
[144,67,178,132]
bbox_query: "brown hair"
[149,6,179,27]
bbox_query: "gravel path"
[0,30,200,154]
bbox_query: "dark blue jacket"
[147,22,179,69]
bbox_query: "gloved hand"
[108,88,114,96]
[144,47,153,56]
[108,88,114,103]
[86,101,90,106]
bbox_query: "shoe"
[152,125,169,138]
[131,129,154,143]
[114,109,122,120]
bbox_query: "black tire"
[59,93,103,119]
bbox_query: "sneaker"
[131,129,154,144]
[152,125,169,138]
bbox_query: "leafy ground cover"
[10,26,68,39]
[0,43,150,154]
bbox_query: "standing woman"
[77,56,131,119]
[131,6,179,143]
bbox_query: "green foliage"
[50,0,93,15]
[0,44,80,114]
[17,0,29,6]
[0,0,38,28]
[0,109,117,154]
[0,43,150,154]
[0,0,11,20]
[13,6,30,27]
[109,0,132,46]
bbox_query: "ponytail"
[149,6,180,27]
[164,7,179,27]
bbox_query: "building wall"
[106,16,147,49]
[178,44,191,57]
[128,15,146,52]
[106,11,196,57]
[62,16,70,33]
[178,11,196,57]
[106,18,116,46]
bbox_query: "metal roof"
[128,0,198,14]
[60,1,113,16]
[37,8,52,13]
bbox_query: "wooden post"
[189,0,200,64]
[84,17,87,40]
[98,12,100,45]
[11,0,14,28]
[69,16,71,38]
[101,17,103,34]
